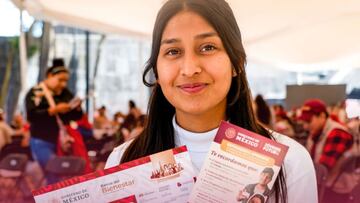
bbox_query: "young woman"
[106,0,317,202]
[25,60,83,183]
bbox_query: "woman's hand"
[56,103,71,114]
[236,189,248,202]
[69,97,82,109]
[48,103,71,115]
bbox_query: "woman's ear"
[232,67,238,77]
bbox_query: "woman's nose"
[180,52,202,77]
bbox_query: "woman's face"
[157,11,233,118]
[46,72,69,95]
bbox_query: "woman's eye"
[166,49,180,56]
[201,44,216,52]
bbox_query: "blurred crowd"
[0,99,147,202]
[253,94,360,203]
[90,100,147,169]
[0,85,359,203]
[0,59,150,202]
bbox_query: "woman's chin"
[54,88,64,95]
[176,105,211,117]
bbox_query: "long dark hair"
[121,0,287,202]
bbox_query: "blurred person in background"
[0,108,14,152]
[74,114,93,141]
[325,116,359,203]
[25,58,83,184]
[329,101,348,125]
[111,111,125,131]
[128,114,147,141]
[7,113,33,162]
[347,117,359,141]
[298,99,353,172]
[128,100,142,119]
[93,105,110,129]
[117,114,137,144]
[93,105,113,141]
[274,109,295,138]
[10,113,30,147]
[272,104,284,115]
[254,95,273,129]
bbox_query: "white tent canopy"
[11,0,360,71]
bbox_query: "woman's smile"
[177,82,208,94]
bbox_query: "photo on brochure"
[236,167,274,203]
[150,149,184,181]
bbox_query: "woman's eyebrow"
[161,38,180,45]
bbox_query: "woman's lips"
[178,83,208,94]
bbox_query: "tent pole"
[85,31,90,114]
[19,9,27,94]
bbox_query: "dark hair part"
[121,0,287,202]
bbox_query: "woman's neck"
[43,80,60,95]
[175,105,226,133]
[43,80,53,91]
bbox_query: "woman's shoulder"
[104,140,133,169]
[271,131,315,183]
[271,131,309,157]
[25,84,42,96]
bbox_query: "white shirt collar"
[172,116,218,152]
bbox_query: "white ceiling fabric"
[11,0,360,71]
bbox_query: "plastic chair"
[0,153,29,200]
[45,156,86,180]
[0,142,32,162]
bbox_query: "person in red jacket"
[299,99,353,171]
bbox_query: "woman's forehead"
[56,72,70,79]
[161,11,217,40]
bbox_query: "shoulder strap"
[39,82,65,128]
[39,82,56,108]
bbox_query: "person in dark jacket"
[25,59,82,184]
